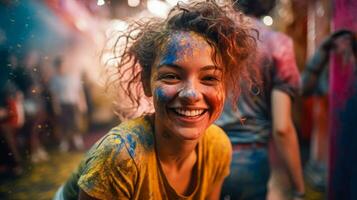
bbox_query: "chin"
[173,126,207,141]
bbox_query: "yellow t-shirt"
[62,115,232,200]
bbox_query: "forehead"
[159,31,213,64]
[166,31,208,48]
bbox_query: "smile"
[173,108,207,117]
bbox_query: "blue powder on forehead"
[159,32,197,65]
[160,38,180,65]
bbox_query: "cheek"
[214,91,225,113]
[205,86,225,118]
[153,86,178,106]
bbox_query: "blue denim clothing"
[221,147,270,200]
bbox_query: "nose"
[178,82,202,103]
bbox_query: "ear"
[141,72,152,97]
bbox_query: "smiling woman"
[151,31,225,141]
[53,1,257,199]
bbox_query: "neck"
[153,118,199,168]
[156,134,198,168]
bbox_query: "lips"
[174,108,206,117]
[167,107,208,125]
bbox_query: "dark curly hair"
[233,0,276,17]
[107,0,258,119]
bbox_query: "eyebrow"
[200,65,223,72]
[157,63,182,70]
[158,63,222,72]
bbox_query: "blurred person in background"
[49,56,87,152]
[216,0,305,199]
[35,56,62,148]
[0,50,24,176]
[17,50,50,163]
[301,29,356,191]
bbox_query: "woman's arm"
[271,89,305,196]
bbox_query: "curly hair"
[108,0,258,119]
[233,0,276,17]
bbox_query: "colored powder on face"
[159,37,179,65]
[159,31,209,65]
[161,49,177,65]
[179,87,197,99]
[155,87,171,102]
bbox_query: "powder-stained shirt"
[62,115,232,200]
[216,18,300,144]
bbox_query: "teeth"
[175,108,205,117]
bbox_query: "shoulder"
[203,124,232,154]
[272,31,292,42]
[204,124,230,142]
[84,116,154,168]
[259,25,291,44]
[269,31,294,55]
[201,125,232,184]
[77,116,154,198]
[112,115,155,151]
[258,26,293,52]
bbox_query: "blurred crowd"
[0,48,93,176]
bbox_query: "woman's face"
[149,31,225,141]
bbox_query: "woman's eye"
[203,76,218,81]
[159,73,180,83]
[202,75,221,84]
[163,74,179,80]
